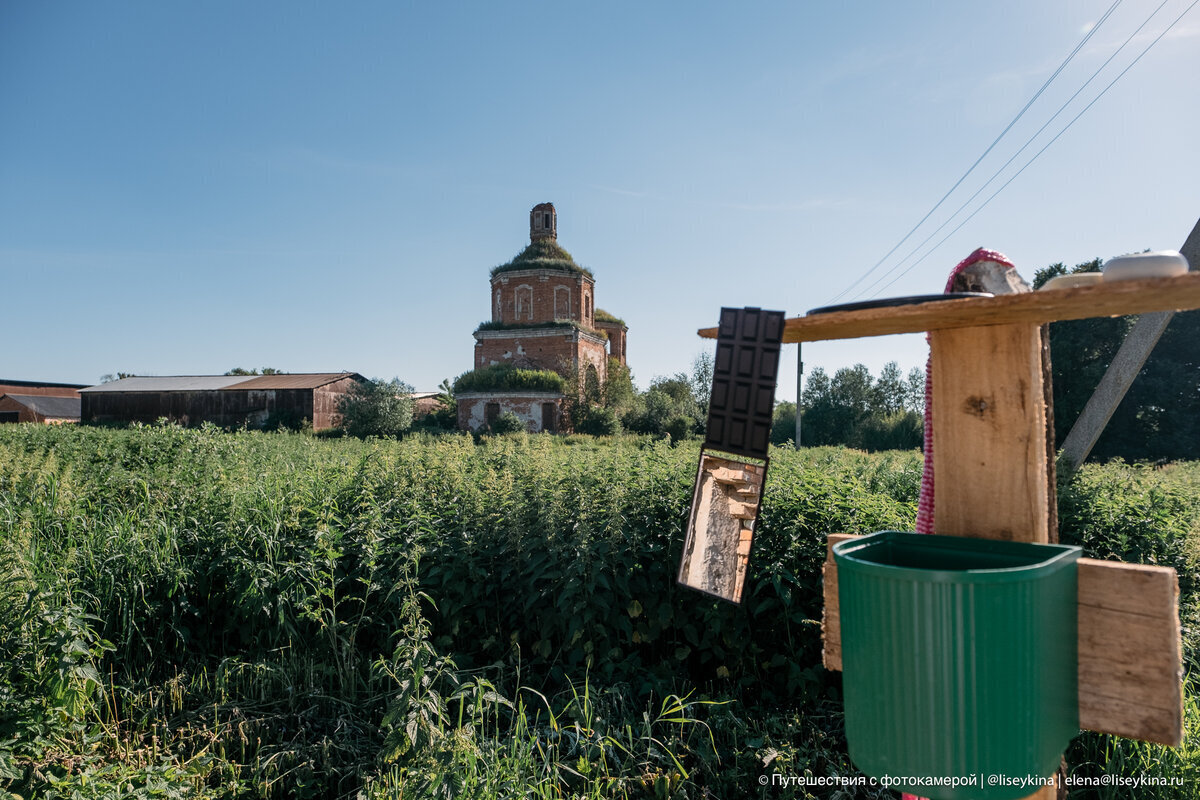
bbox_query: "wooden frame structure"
[700,273,1200,799]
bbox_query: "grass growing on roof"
[452,363,569,394]
[490,240,593,278]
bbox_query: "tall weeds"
[2,424,1199,797]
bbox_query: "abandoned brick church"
[457,203,628,432]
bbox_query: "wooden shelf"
[697,272,1200,343]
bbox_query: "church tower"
[456,204,629,432]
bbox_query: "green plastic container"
[834,531,1081,800]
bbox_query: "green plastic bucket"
[834,531,1080,800]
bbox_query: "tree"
[875,362,906,415]
[225,367,281,376]
[602,359,635,415]
[337,378,415,438]
[1036,259,1200,462]
[623,374,703,439]
[799,363,922,451]
[770,401,797,445]
[904,367,926,415]
[690,352,714,419]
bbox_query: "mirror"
[677,450,766,603]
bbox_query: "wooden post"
[699,275,1200,796]
[795,343,803,449]
[929,323,1049,542]
[929,321,1056,799]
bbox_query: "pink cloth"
[914,248,1015,535]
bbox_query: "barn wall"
[83,389,316,428]
[0,395,37,423]
[312,377,363,430]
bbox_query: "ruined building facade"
[457,203,629,433]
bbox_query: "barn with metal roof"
[80,373,366,430]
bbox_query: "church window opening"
[554,286,571,319]
[515,285,533,320]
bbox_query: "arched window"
[515,285,533,321]
[554,286,571,320]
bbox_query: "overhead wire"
[821,0,1125,306]
[852,0,1178,301]
[865,0,1200,298]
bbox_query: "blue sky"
[3,1,1198,400]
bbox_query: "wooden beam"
[696,272,1200,343]
[822,536,1183,746]
[930,323,1049,542]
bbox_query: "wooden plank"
[822,537,1183,745]
[821,534,856,671]
[1077,558,1182,746]
[696,272,1200,343]
[930,324,1049,542]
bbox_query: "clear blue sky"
[3,1,1198,400]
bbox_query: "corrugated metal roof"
[80,373,365,393]
[3,394,82,418]
[81,376,251,393]
[223,373,363,390]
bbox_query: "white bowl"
[1102,250,1189,282]
[1039,273,1104,291]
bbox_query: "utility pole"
[795,343,803,449]
[1058,216,1200,473]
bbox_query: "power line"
[822,0,1125,306]
[852,0,1175,301]
[866,0,1200,298]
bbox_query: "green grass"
[489,240,593,278]
[452,364,570,394]
[2,424,1199,798]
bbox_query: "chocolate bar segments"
[704,307,785,459]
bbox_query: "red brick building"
[458,203,629,432]
[0,379,85,424]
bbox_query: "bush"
[452,364,567,395]
[337,377,415,438]
[574,405,622,436]
[489,411,526,434]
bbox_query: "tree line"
[772,361,925,451]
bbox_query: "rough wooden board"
[696,272,1200,343]
[930,324,1049,542]
[822,536,1184,745]
[1077,558,1182,746]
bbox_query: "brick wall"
[491,269,595,329]
[475,328,608,384]
[457,392,564,433]
[594,321,627,366]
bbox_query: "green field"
[2,425,1199,799]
